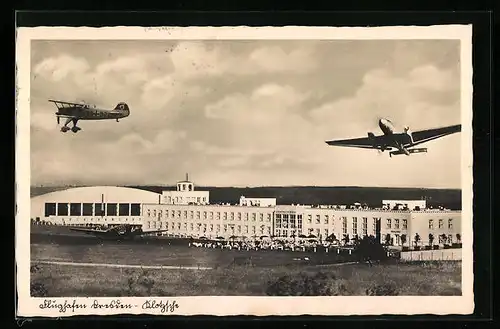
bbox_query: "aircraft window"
[106,203,117,216]
[82,203,93,216]
[94,203,105,216]
[131,204,141,216]
[57,203,68,216]
[44,203,56,217]
[70,203,82,216]
[119,203,130,216]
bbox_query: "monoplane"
[325,118,461,157]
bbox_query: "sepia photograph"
[16,25,473,316]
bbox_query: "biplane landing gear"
[60,126,70,133]
[71,126,81,133]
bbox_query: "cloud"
[33,55,90,81]
[309,64,460,137]
[248,46,317,73]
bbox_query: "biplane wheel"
[71,126,81,133]
[60,126,70,133]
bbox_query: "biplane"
[48,99,130,133]
[325,118,461,157]
[69,224,168,241]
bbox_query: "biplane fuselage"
[49,99,130,133]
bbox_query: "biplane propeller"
[49,99,130,133]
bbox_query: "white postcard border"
[16,25,474,317]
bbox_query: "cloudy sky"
[30,39,462,188]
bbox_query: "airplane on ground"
[69,224,168,241]
[325,118,461,157]
[48,99,130,133]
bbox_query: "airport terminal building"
[30,177,462,247]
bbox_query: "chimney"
[186,173,189,181]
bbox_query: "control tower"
[162,173,210,205]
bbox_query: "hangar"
[30,186,161,226]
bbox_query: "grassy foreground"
[30,261,461,297]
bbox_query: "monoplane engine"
[403,126,414,145]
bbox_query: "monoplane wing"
[325,134,390,150]
[69,227,113,236]
[404,124,461,148]
[138,229,170,236]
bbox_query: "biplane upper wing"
[404,124,461,148]
[48,99,88,106]
[325,134,390,150]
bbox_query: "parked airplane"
[48,99,130,133]
[325,118,461,157]
[69,224,167,241]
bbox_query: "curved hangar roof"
[31,186,162,204]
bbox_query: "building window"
[429,219,434,230]
[402,219,408,230]
[57,203,68,216]
[44,203,56,217]
[307,214,312,223]
[352,217,358,235]
[106,203,117,216]
[131,204,141,216]
[386,219,391,229]
[394,219,400,229]
[119,203,130,216]
[448,219,453,229]
[324,215,329,224]
[439,219,443,229]
[94,203,104,216]
[70,203,82,216]
[342,217,347,234]
[362,217,368,236]
[82,203,93,216]
[316,215,320,224]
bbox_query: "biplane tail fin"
[114,102,129,111]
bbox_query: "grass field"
[31,242,357,268]
[30,240,462,297]
[30,261,461,297]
